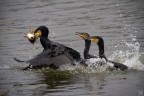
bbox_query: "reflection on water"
[0,0,144,96]
[31,69,110,96]
[41,70,73,89]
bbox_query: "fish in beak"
[25,30,42,44]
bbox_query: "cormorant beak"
[75,32,89,40]
[75,32,82,36]
[25,30,42,44]
[87,37,99,43]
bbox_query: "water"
[0,0,144,96]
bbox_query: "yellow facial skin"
[75,32,89,39]
[34,30,42,38]
[90,37,99,43]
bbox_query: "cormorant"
[23,26,82,69]
[75,32,96,59]
[87,36,128,70]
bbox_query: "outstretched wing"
[65,47,81,61]
[49,40,81,61]
[27,40,81,68]
[27,50,74,68]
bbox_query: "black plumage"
[25,26,81,69]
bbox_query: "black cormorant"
[23,26,82,69]
[87,36,128,70]
[75,32,96,59]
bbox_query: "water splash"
[58,58,112,74]
[109,34,144,70]
[112,3,144,70]
[84,58,110,73]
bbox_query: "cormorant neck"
[98,43,104,57]
[84,40,91,59]
[98,39,107,61]
[34,26,50,50]
[40,37,50,50]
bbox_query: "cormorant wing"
[49,41,81,61]
[26,40,82,69]
[27,49,75,68]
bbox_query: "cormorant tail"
[108,60,128,70]
[13,57,27,63]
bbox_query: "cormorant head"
[26,26,49,44]
[75,32,90,40]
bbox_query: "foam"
[109,34,144,70]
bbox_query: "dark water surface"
[0,0,144,96]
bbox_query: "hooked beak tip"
[75,32,81,36]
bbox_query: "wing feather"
[27,50,74,68]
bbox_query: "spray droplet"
[135,31,138,33]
